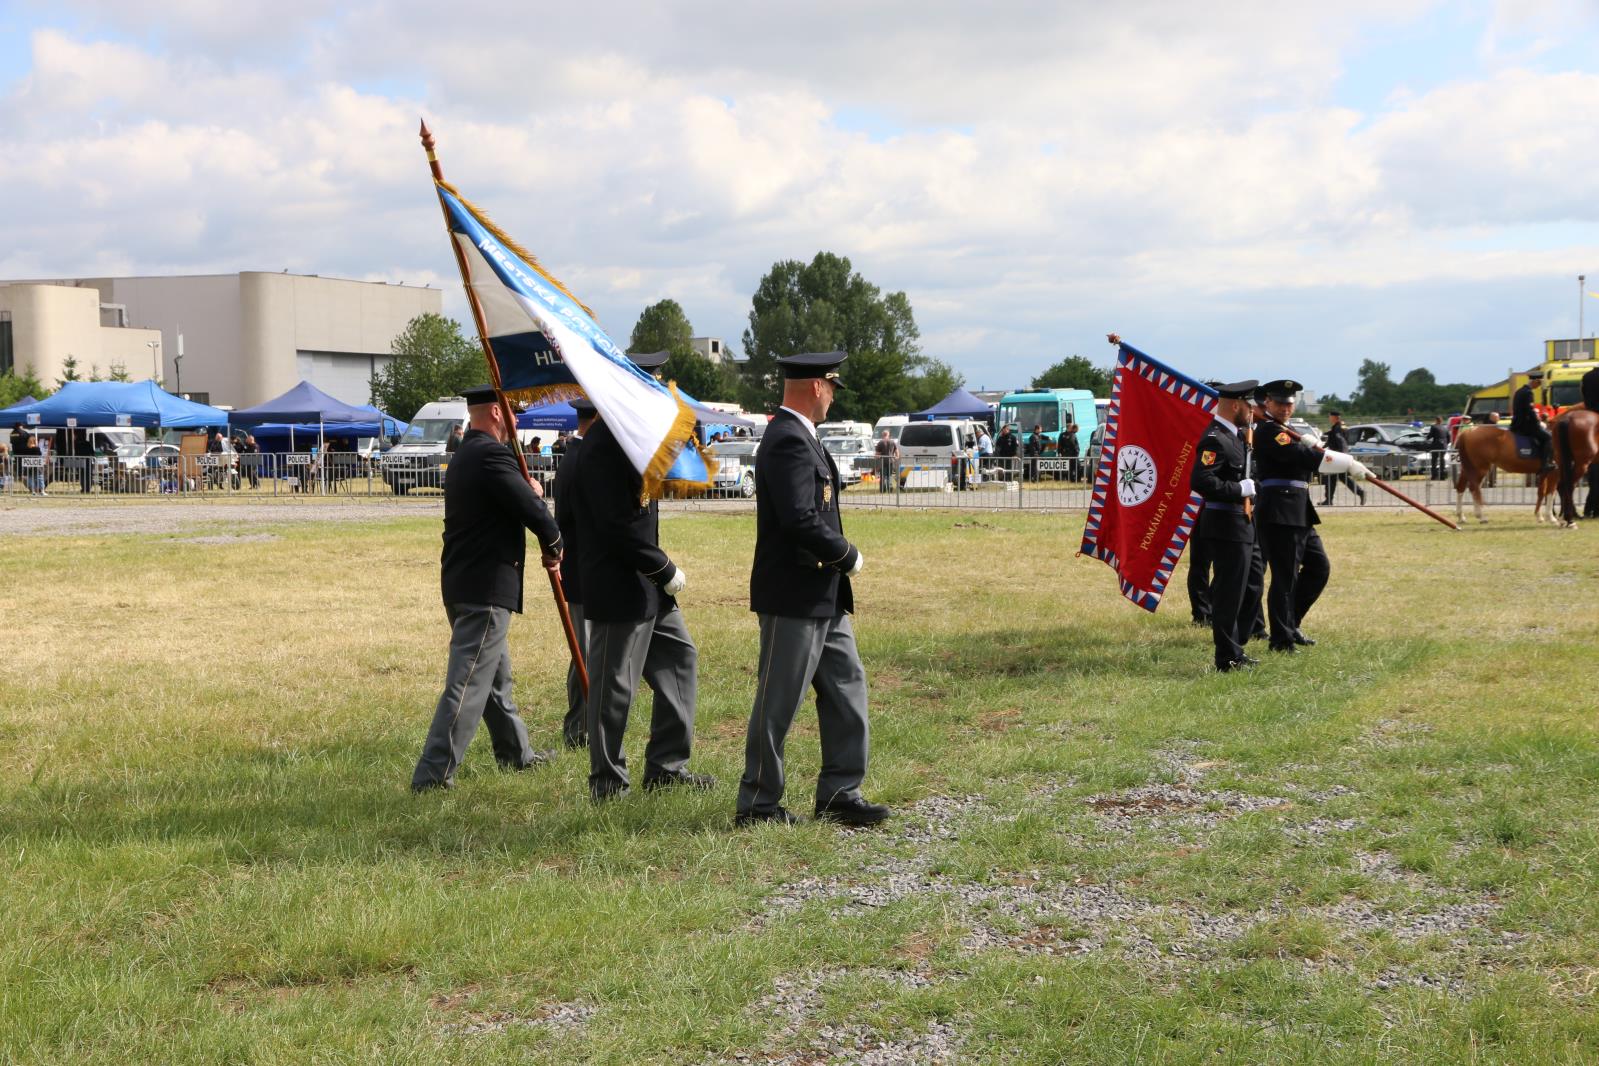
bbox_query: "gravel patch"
[720,968,960,1066]
[173,532,281,544]
[438,999,597,1037]
[0,498,438,536]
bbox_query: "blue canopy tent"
[0,396,40,423]
[229,380,403,450]
[516,401,577,432]
[911,387,993,422]
[7,380,228,429]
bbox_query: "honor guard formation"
[410,351,889,827]
[1189,377,1375,672]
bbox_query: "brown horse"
[1551,408,1599,527]
[1451,424,1558,524]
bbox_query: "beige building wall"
[0,284,104,384]
[1,273,442,407]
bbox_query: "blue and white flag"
[436,182,710,494]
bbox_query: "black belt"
[1259,479,1309,489]
[1203,502,1245,512]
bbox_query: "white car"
[821,435,871,485]
[708,439,759,498]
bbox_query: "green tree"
[660,351,741,403]
[107,361,131,383]
[1347,359,1396,413]
[628,299,696,362]
[739,252,941,422]
[0,368,51,408]
[56,355,81,389]
[369,313,484,420]
[1031,355,1111,396]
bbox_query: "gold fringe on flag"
[436,179,596,319]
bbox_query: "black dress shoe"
[1291,633,1316,646]
[1240,655,1260,666]
[563,732,588,750]
[815,795,891,827]
[1216,660,1249,673]
[1268,642,1297,653]
[1249,629,1267,642]
[1191,616,1210,627]
[411,778,455,794]
[590,783,630,803]
[642,769,717,791]
[500,749,556,771]
[735,806,803,827]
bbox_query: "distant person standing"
[1426,416,1448,480]
[238,433,261,489]
[1320,412,1364,506]
[411,385,564,793]
[1025,424,1046,480]
[1581,364,1599,412]
[445,424,464,454]
[737,351,887,828]
[873,430,899,494]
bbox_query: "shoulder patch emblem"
[1275,431,1292,446]
[1200,449,1217,466]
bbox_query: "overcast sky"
[2,0,1597,396]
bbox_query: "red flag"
[1079,342,1219,612]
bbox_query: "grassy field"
[1,506,1596,1064]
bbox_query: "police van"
[381,397,467,494]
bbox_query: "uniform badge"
[1275,431,1291,445]
[1200,450,1217,466]
[821,482,833,505]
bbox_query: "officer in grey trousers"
[551,396,597,749]
[568,413,713,801]
[411,385,563,792]
[736,351,890,828]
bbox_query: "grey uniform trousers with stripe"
[411,603,538,789]
[585,606,697,795]
[737,613,869,817]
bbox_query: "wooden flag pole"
[419,119,590,697]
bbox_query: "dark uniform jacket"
[570,419,678,624]
[1510,384,1540,435]
[1426,423,1448,448]
[439,428,562,613]
[1251,417,1322,528]
[751,408,859,618]
[1583,366,1599,411]
[1324,423,1349,452]
[1190,419,1254,543]
[551,431,587,605]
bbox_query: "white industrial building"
[0,272,441,408]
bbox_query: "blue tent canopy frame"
[3,380,228,429]
[912,387,994,421]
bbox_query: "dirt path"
[0,498,442,537]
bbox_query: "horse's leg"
[1473,470,1487,522]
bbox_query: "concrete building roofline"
[1,272,435,290]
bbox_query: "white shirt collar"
[780,406,818,438]
[1214,413,1240,434]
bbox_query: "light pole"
[1580,275,1587,351]
[146,339,161,380]
[174,355,183,397]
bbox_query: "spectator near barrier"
[873,430,899,494]
[1060,420,1081,480]
[1426,416,1448,480]
[1024,423,1046,481]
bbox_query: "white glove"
[847,551,865,577]
[663,568,687,596]
[1348,459,1374,482]
[1298,427,1322,447]
[1238,478,1255,498]
[1318,449,1355,476]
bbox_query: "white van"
[873,414,909,441]
[896,419,981,488]
[382,397,467,494]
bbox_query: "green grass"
[2,507,1597,1063]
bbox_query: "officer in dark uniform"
[1582,364,1599,412]
[1251,380,1371,653]
[1511,368,1552,472]
[1190,381,1261,671]
[411,385,564,792]
[569,404,711,801]
[737,351,888,828]
[1186,382,1224,626]
[551,395,597,749]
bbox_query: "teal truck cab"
[997,388,1099,454]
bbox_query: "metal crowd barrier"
[0,449,1572,512]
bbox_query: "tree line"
[363,253,1485,423]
